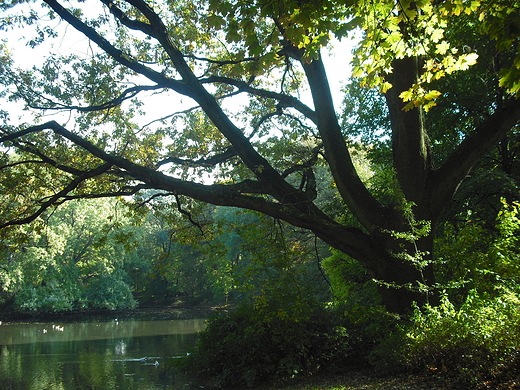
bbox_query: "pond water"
[0,317,206,390]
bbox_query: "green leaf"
[207,14,225,29]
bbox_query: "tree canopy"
[1,0,519,313]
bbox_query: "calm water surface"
[0,318,206,390]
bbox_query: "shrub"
[180,301,353,388]
[394,289,520,386]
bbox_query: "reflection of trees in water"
[0,319,204,390]
[1,318,206,345]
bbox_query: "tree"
[0,0,519,313]
[0,198,137,312]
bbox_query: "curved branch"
[0,136,87,176]
[174,193,205,235]
[53,184,153,204]
[0,159,44,169]
[29,85,164,112]
[429,99,520,218]
[185,54,257,66]
[0,163,112,229]
[201,75,317,124]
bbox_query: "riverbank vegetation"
[1,0,520,388]
[2,194,518,388]
[178,205,520,387]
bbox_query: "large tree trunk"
[326,217,437,314]
[376,260,435,314]
[372,231,437,313]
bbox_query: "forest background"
[1,0,520,388]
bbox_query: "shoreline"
[0,303,228,324]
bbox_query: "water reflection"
[0,318,206,390]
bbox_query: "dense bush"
[329,200,520,387]
[180,300,353,388]
[182,287,520,389]
[435,200,520,303]
[372,289,520,387]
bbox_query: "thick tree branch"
[43,0,326,218]
[100,0,157,36]
[429,99,520,218]
[230,179,267,194]
[121,0,199,83]
[43,0,192,95]
[115,0,328,212]
[302,56,387,230]
[1,121,376,264]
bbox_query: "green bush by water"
[179,300,353,388]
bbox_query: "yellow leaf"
[424,100,437,112]
[424,90,441,100]
[435,41,450,55]
[461,53,479,67]
[430,28,444,43]
[380,81,393,93]
[399,89,414,102]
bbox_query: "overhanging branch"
[0,163,112,229]
[1,121,372,259]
